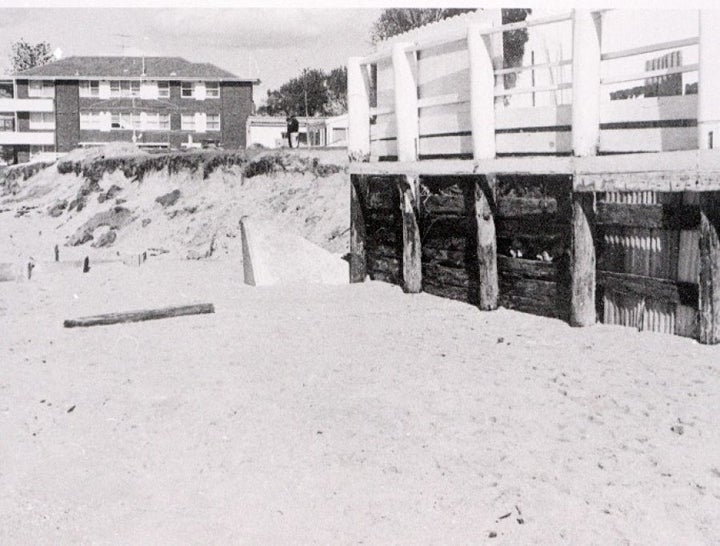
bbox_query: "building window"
[181,113,195,130]
[159,113,170,130]
[145,113,159,130]
[0,115,14,132]
[80,112,102,130]
[110,112,141,130]
[29,112,55,130]
[28,80,54,98]
[110,80,140,97]
[206,114,221,131]
[206,82,219,98]
[158,81,170,98]
[181,82,194,98]
[79,80,100,97]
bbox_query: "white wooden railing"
[348,9,720,162]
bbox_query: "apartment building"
[0,56,259,163]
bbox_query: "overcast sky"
[0,8,382,104]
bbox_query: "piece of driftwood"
[64,303,215,328]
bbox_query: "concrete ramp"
[240,218,348,286]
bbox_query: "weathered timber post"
[698,11,720,149]
[474,175,498,310]
[468,24,496,160]
[571,10,602,157]
[570,192,596,326]
[348,57,371,158]
[392,43,419,162]
[698,192,720,344]
[54,244,59,262]
[83,256,90,273]
[350,174,367,283]
[398,175,422,293]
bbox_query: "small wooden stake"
[83,256,90,273]
[54,244,59,262]
[27,261,34,280]
[350,174,367,283]
[570,191,596,326]
[474,174,498,310]
[398,175,422,293]
[699,191,720,344]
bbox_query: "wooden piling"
[350,174,368,283]
[83,256,90,273]
[473,174,498,310]
[570,192,596,326]
[398,175,422,293]
[54,244,59,262]
[698,191,720,344]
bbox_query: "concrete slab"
[240,218,348,286]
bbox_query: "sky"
[0,7,383,104]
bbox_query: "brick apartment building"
[0,56,258,163]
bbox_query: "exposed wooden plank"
[570,192,596,327]
[497,255,558,282]
[698,192,720,344]
[350,175,367,283]
[423,280,470,303]
[422,248,467,268]
[597,270,698,307]
[398,175,422,293]
[595,202,700,229]
[499,292,560,319]
[423,262,471,289]
[496,196,558,217]
[64,303,214,328]
[474,174,498,310]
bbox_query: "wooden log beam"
[570,192,596,326]
[350,174,367,283]
[474,174,499,310]
[595,202,700,230]
[397,175,422,293]
[597,270,698,307]
[698,191,720,343]
[64,303,215,328]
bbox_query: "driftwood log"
[64,303,215,328]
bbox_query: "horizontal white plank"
[496,131,572,154]
[599,127,697,153]
[418,134,472,157]
[601,63,698,86]
[600,94,697,123]
[496,104,572,130]
[0,131,55,145]
[418,102,471,135]
[370,139,397,158]
[601,37,698,61]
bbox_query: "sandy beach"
[2,257,719,544]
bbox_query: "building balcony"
[0,131,55,145]
[0,98,54,112]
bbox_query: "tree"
[370,9,475,44]
[258,67,347,117]
[9,39,55,73]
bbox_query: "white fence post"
[571,10,602,157]
[392,43,419,162]
[348,56,370,158]
[698,10,720,150]
[468,24,496,160]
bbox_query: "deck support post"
[698,11,720,149]
[570,192,596,326]
[350,174,367,283]
[698,192,720,344]
[571,10,602,157]
[398,175,422,293]
[348,57,371,158]
[392,43,419,162]
[468,25,496,160]
[474,174,498,309]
